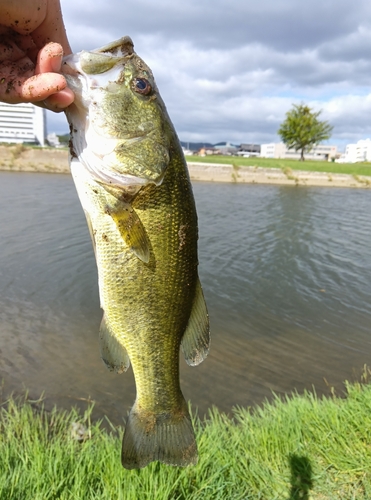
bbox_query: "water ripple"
[1,173,371,419]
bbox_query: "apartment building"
[0,102,46,146]
[261,142,337,161]
[339,139,371,163]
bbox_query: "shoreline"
[0,145,370,188]
[4,379,371,497]
[187,161,371,188]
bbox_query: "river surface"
[1,171,371,423]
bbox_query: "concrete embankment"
[0,146,370,188]
[0,145,70,173]
[187,161,371,188]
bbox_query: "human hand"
[0,0,74,111]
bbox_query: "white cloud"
[48,0,371,149]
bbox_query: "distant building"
[238,144,261,156]
[260,143,286,158]
[213,142,239,155]
[337,139,371,163]
[261,142,337,161]
[0,102,46,146]
[197,146,219,156]
[46,132,61,148]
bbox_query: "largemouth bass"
[62,37,210,469]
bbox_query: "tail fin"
[121,399,198,469]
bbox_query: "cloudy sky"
[48,0,371,150]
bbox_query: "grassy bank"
[2,378,371,499]
[186,155,371,177]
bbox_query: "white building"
[337,139,371,163]
[46,132,61,148]
[0,102,46,146]
[261,142,337,161]
[261,143,287,158]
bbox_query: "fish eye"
[133,78,152,95]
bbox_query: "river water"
[1,171,371,423]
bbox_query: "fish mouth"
[62,37,134,77]
[62,37,136,94]
[92,36,134,57]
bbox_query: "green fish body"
[63,37,210,469]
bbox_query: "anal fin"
[181,278,210,366]
[99,314,130,374]
[106,203,150,263]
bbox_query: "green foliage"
[278,103,333,161]
[57,134,70,145]
[3,377,371,499]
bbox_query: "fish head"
[63,37,172,189]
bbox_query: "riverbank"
[1,145,371,188]
[2,376,371,499]
[0,144,69,173]
[187,161,371,188]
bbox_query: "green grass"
[185,155,371,177]
[2,376,371,499]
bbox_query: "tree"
[278,103,333,161]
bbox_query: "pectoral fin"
[181,279,210,366]
[99,314,130,374]
[106,204,150,263]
